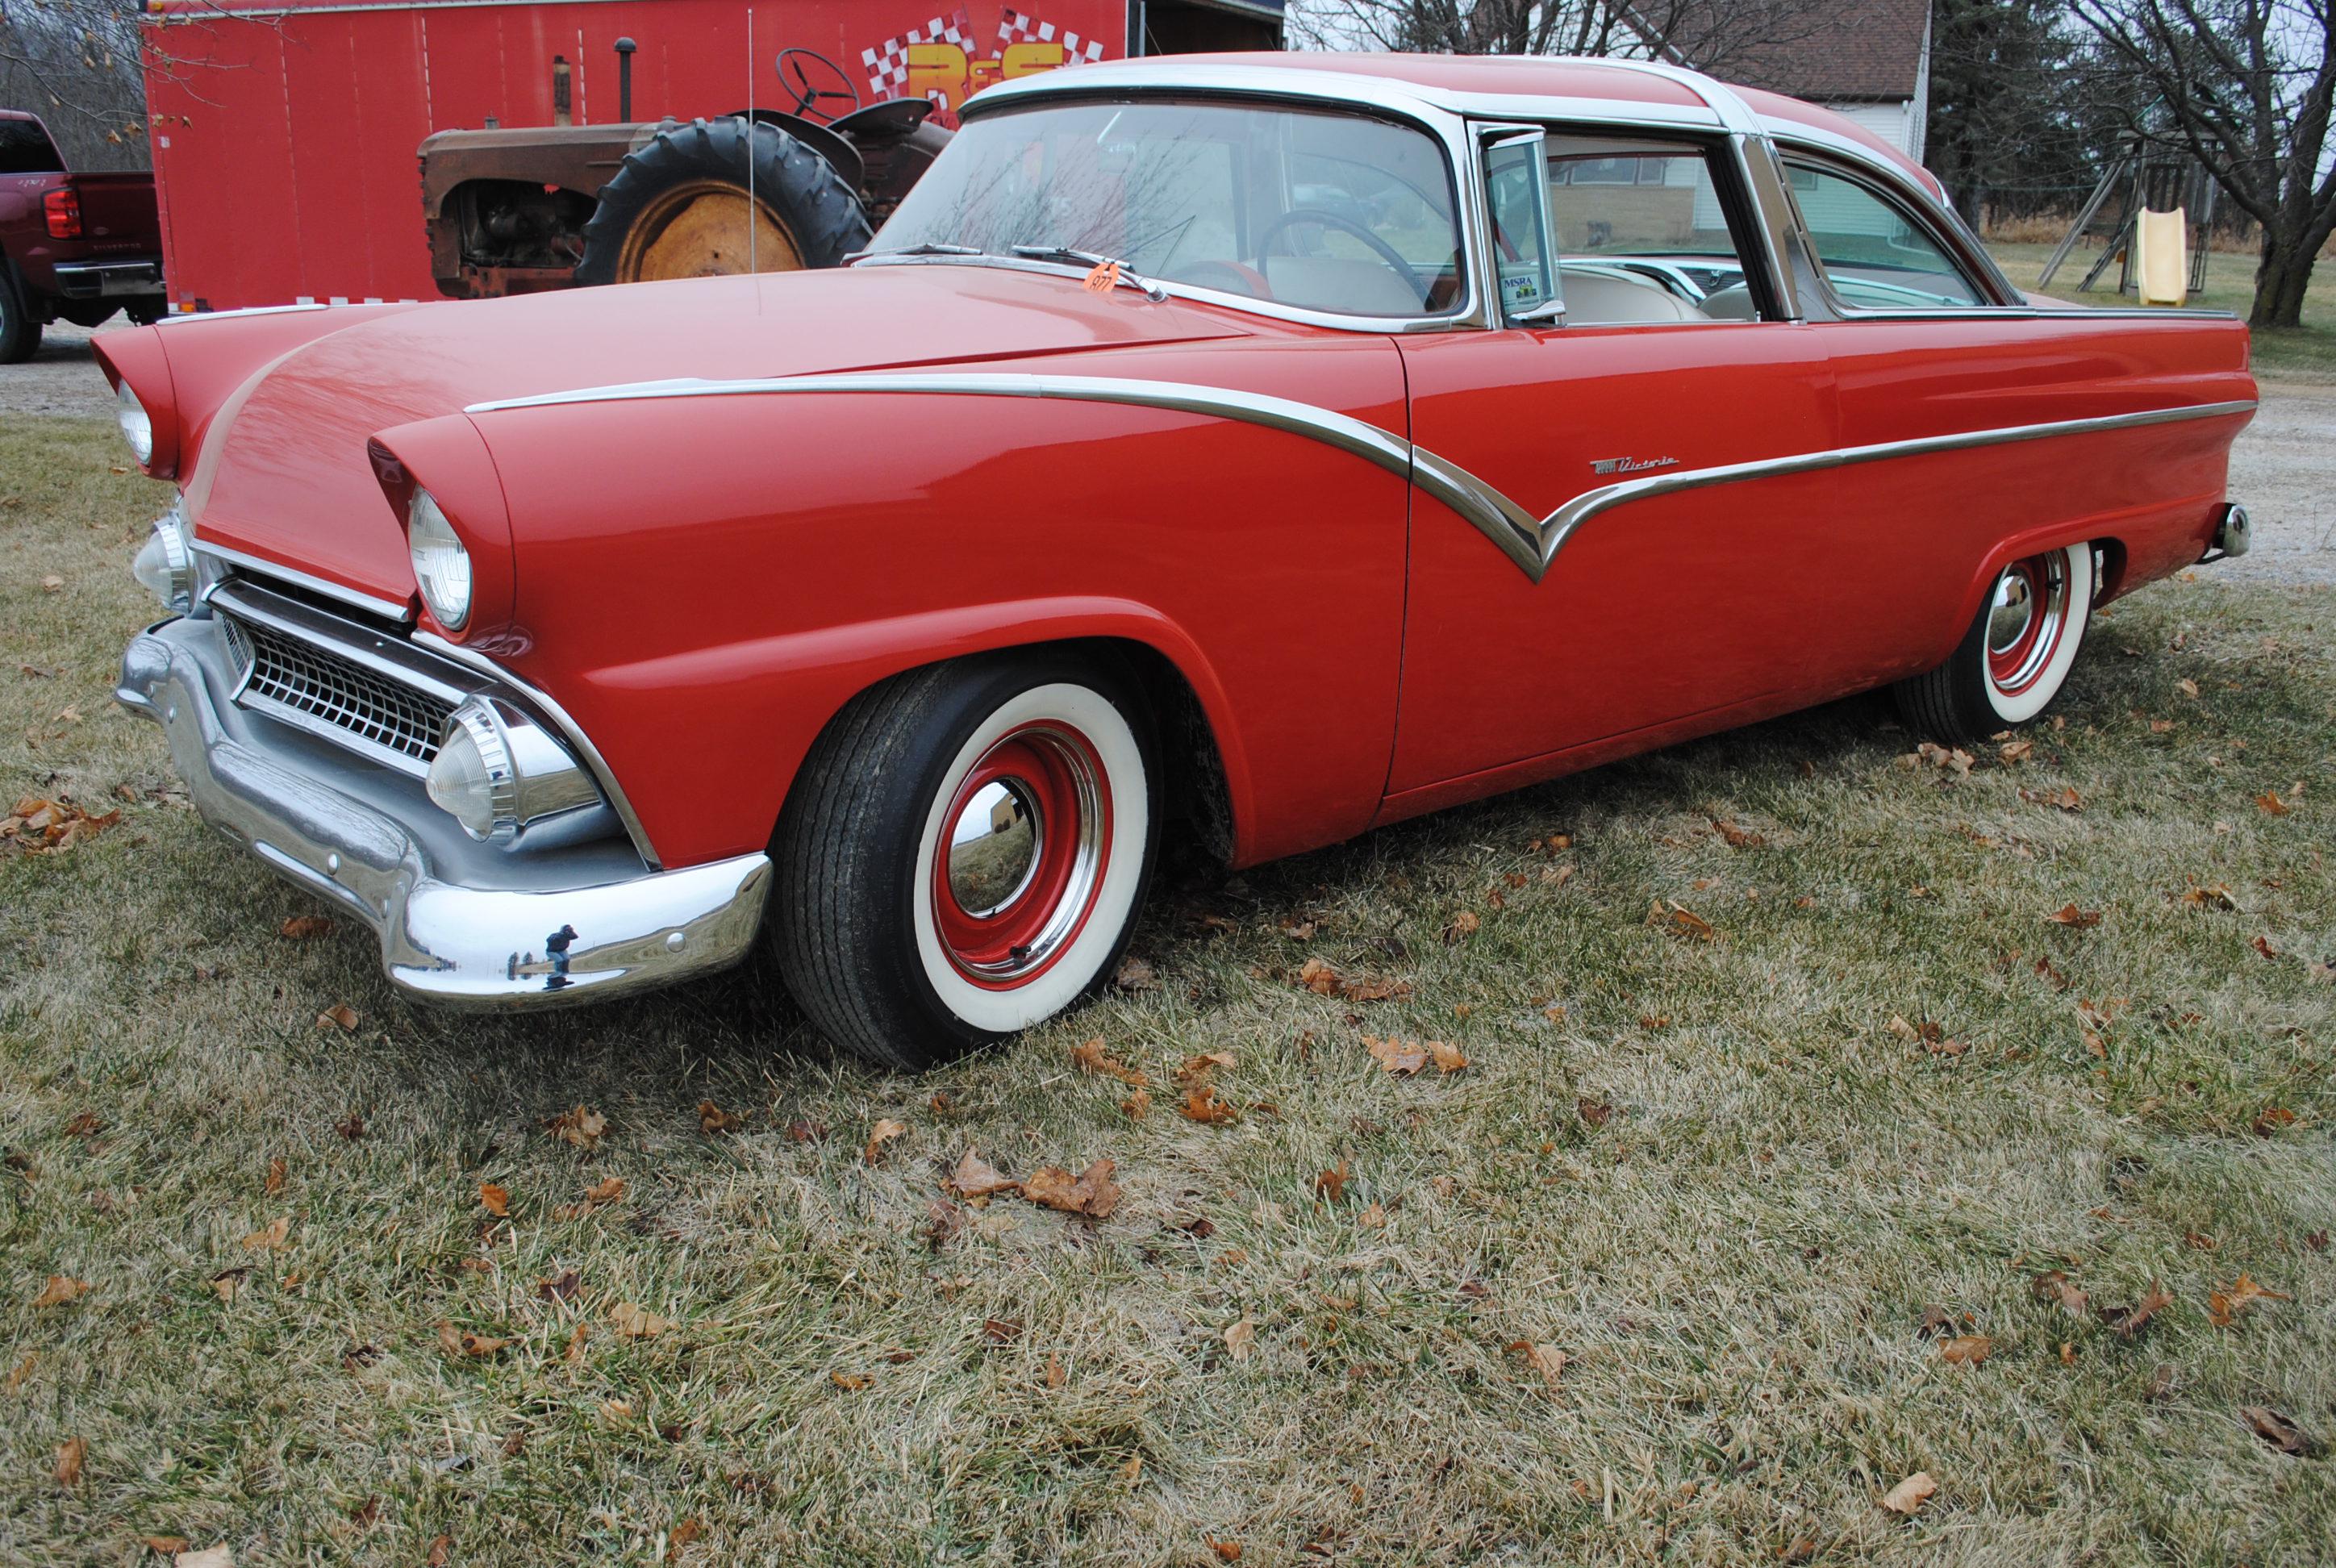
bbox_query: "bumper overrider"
[114,598,770,1009]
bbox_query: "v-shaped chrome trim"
[468,374,2256,584]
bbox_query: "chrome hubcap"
[946,779,1043,919]
[1986,553,2071,696]
[1988,573,2034,656]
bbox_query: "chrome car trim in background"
[414,630,665,871]
[156,301,333,327]
[191,538,415,623]
[469,374,2255,584]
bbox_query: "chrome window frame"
[886,73,1494,334]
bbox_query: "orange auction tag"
[1082,260,1120,294]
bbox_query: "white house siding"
[1821,100,1919,160]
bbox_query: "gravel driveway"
[7,323,2330,583]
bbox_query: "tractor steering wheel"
[1253,208,1428,308]
[777,48,861,123]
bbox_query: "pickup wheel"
[0,267,40,363]
[774,651,1160,1070]
[574,117,870,287]
[1895,543,2095,745]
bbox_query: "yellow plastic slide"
[2135,206,2188,306]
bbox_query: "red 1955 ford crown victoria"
[101,53,2255,1068]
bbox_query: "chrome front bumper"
[115,615,770,1008]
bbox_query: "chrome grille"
[223,610,454,773]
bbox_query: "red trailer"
[137,0,1282,311]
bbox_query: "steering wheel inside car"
[1254,208,1428,308]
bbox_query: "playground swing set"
[2038,138,2217,307]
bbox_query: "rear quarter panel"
[469,336,1413,871]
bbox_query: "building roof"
[1651,0,1932,102]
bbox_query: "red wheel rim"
[1985,552,2071,698]
[930,721,1112,989]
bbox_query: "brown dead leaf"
[336,1111,365,1141]
[1224,1317,1256,1362]
[1120,1087,1151,1120]
[1180,1082,1239,1125]
[209,1266,249,1303]
[2022,785,2084,812]
[1658,901,1715,940]
[1314,1158,1350,1203]
[1071,1039,1146,1086]
[265,1157,286,1195]
[565,1322,590,1368]
[1940,1335,1992,1366]
[696,1100,741,1135]
[53,1435,84,1487]
[1442,910,1481,945]
[1021,1158,1120,1219]
[1577,1097,1614,1128]
[31,1275,89,1308]
[6,1354,33,1389]
[862,1118,907,1166]
[1712,818,1766,848]
[548,1105,607,1150]
[923,1197,964,1250]
[240,1216,290,1252]
[436,1321,511,1357]
[478,1182,510,1218]
[315,1004,359,1032]
[1365,1036,1428,1077]
[1175,1051,1237,1083]
[278,915,332,940]
[1426,1040,1468,1074]
[38,575,63,593]
[2031,1271,2089,1318]
[2105,1283,2173,1338]
[1208,1540,1244,1562]
[2253,1106,2298,1136]
[536,1270,581,1302]
[2255,790,2291,817]
[610,1302,671,1339]
[2207,1272,2290,1328]
[669,1518,703,1558]
[582,1176,626,1205]
[139,1537,190,1555]
[2242,1405,2312,1455]
[830,1370,873,1391]
[1112,955,1159,991]
[426,1536,451,1567]
[1999,738,2034,765]
[2044,904,2102,929]
[1506,1340,1566,1389]
[949,1148,1020,1199]
[1881,1472,1937,1516]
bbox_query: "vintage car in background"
[101,53,2256,1068]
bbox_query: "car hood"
[185,265,1254,607]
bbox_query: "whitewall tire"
[1896,543,2096,744]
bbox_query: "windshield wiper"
[1009,244,1169,302]
[845,241,985,263]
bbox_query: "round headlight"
[131,509,193,612]
[424,704,515,841]
[115,380,153,466]
[408,489,473,631]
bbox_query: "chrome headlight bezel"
[131,507,194,613]
[407,488,473,632]
[115,380,153,466]
[424,695,606,847]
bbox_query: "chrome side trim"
[156,302,332,326]
[1534,399,2261,565]
[1587,58,1767,136]
[413,631,665,872]
[190,540,415,622]
[468,373,2254,585]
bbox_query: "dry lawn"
[3,415,2333,1565]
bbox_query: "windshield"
[866,99,1466,319]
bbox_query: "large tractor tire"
[574,116,871,286]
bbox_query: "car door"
[1387,126,1842,799]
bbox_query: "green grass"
[4,415,2334,1564]
[1988,239,2336,382]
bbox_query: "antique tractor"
[419,44,950,297]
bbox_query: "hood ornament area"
[1590,454,1681,475]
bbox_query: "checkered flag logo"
[861,7,977,99]
[996,7,1107,63]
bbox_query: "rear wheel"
[574,117,870,286]
[774,651,1159,1070]
[0,268,41,363]
[1895,543,2095,744]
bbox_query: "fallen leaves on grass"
[2044,904,2102,929]
[1314,1159,1350,1203]
[278,914,332,940]
[609,1302,671,1339]
[1224,1317,1256,1362]
[53,1436,84,1487]
[1506,1341,1566,1389]
[2242,1406,2313,1455]
[210,1266,249,1303]
[2255,790,2291,817]
[548,1105,607,1150]
[1365,1036,1428,1077]
[478,1182,510,1218]
[1071,1039,1146,1086]
[1712,818,1766,848]
[2021,786,2084,812]
[2254,1107,2297,1136]
[2032,1271,2089,1318]
[2207,1273,2290,1328]
[1577,1097,1615,1128]
[1021,1159,1120,1219]
[1940,1336,1992,1366]
[862,1118,907,1166]
[536,1270,580,1302]
[315,1004,359,1032]
[555,1176,627,1220]
[1207,1539,1244,1562]
[2103,1283,2173,1339]
[1441,910,1480,945]
[948,1149,1020,1199]
[1999,738,2034,765]
[1904,742,1974,776]
[1295,957,1411,1002]
[138,1537,190,1556]
[1112,956,1159,991]
[1880,1472,1937,1516]
[31,1275,89,1307]
[1120,1087,1151,1120]
[1650,900,1714,940]
[175,1548,234,1568]
[1,797,121,856]
[436,1322,511,1357]
[6,1354,33,1388]
[1180,1082,1239,1124]
[335,1111,365,1141]
[240,1216,290,1252]
[924,1198,964,1249]
[831,1370,872,1391]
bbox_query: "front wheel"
[773,651,1159,1070]
[1895,543,2095,744]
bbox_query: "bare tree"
[1,0,150,169]
[2069,0,2336,325]
[1290,0,1833,75]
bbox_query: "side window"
[1541,139,1767,325]
[1786,161,1989,311]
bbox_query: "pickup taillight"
[43,187,82,240]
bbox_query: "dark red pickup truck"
[1,111,165,361]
